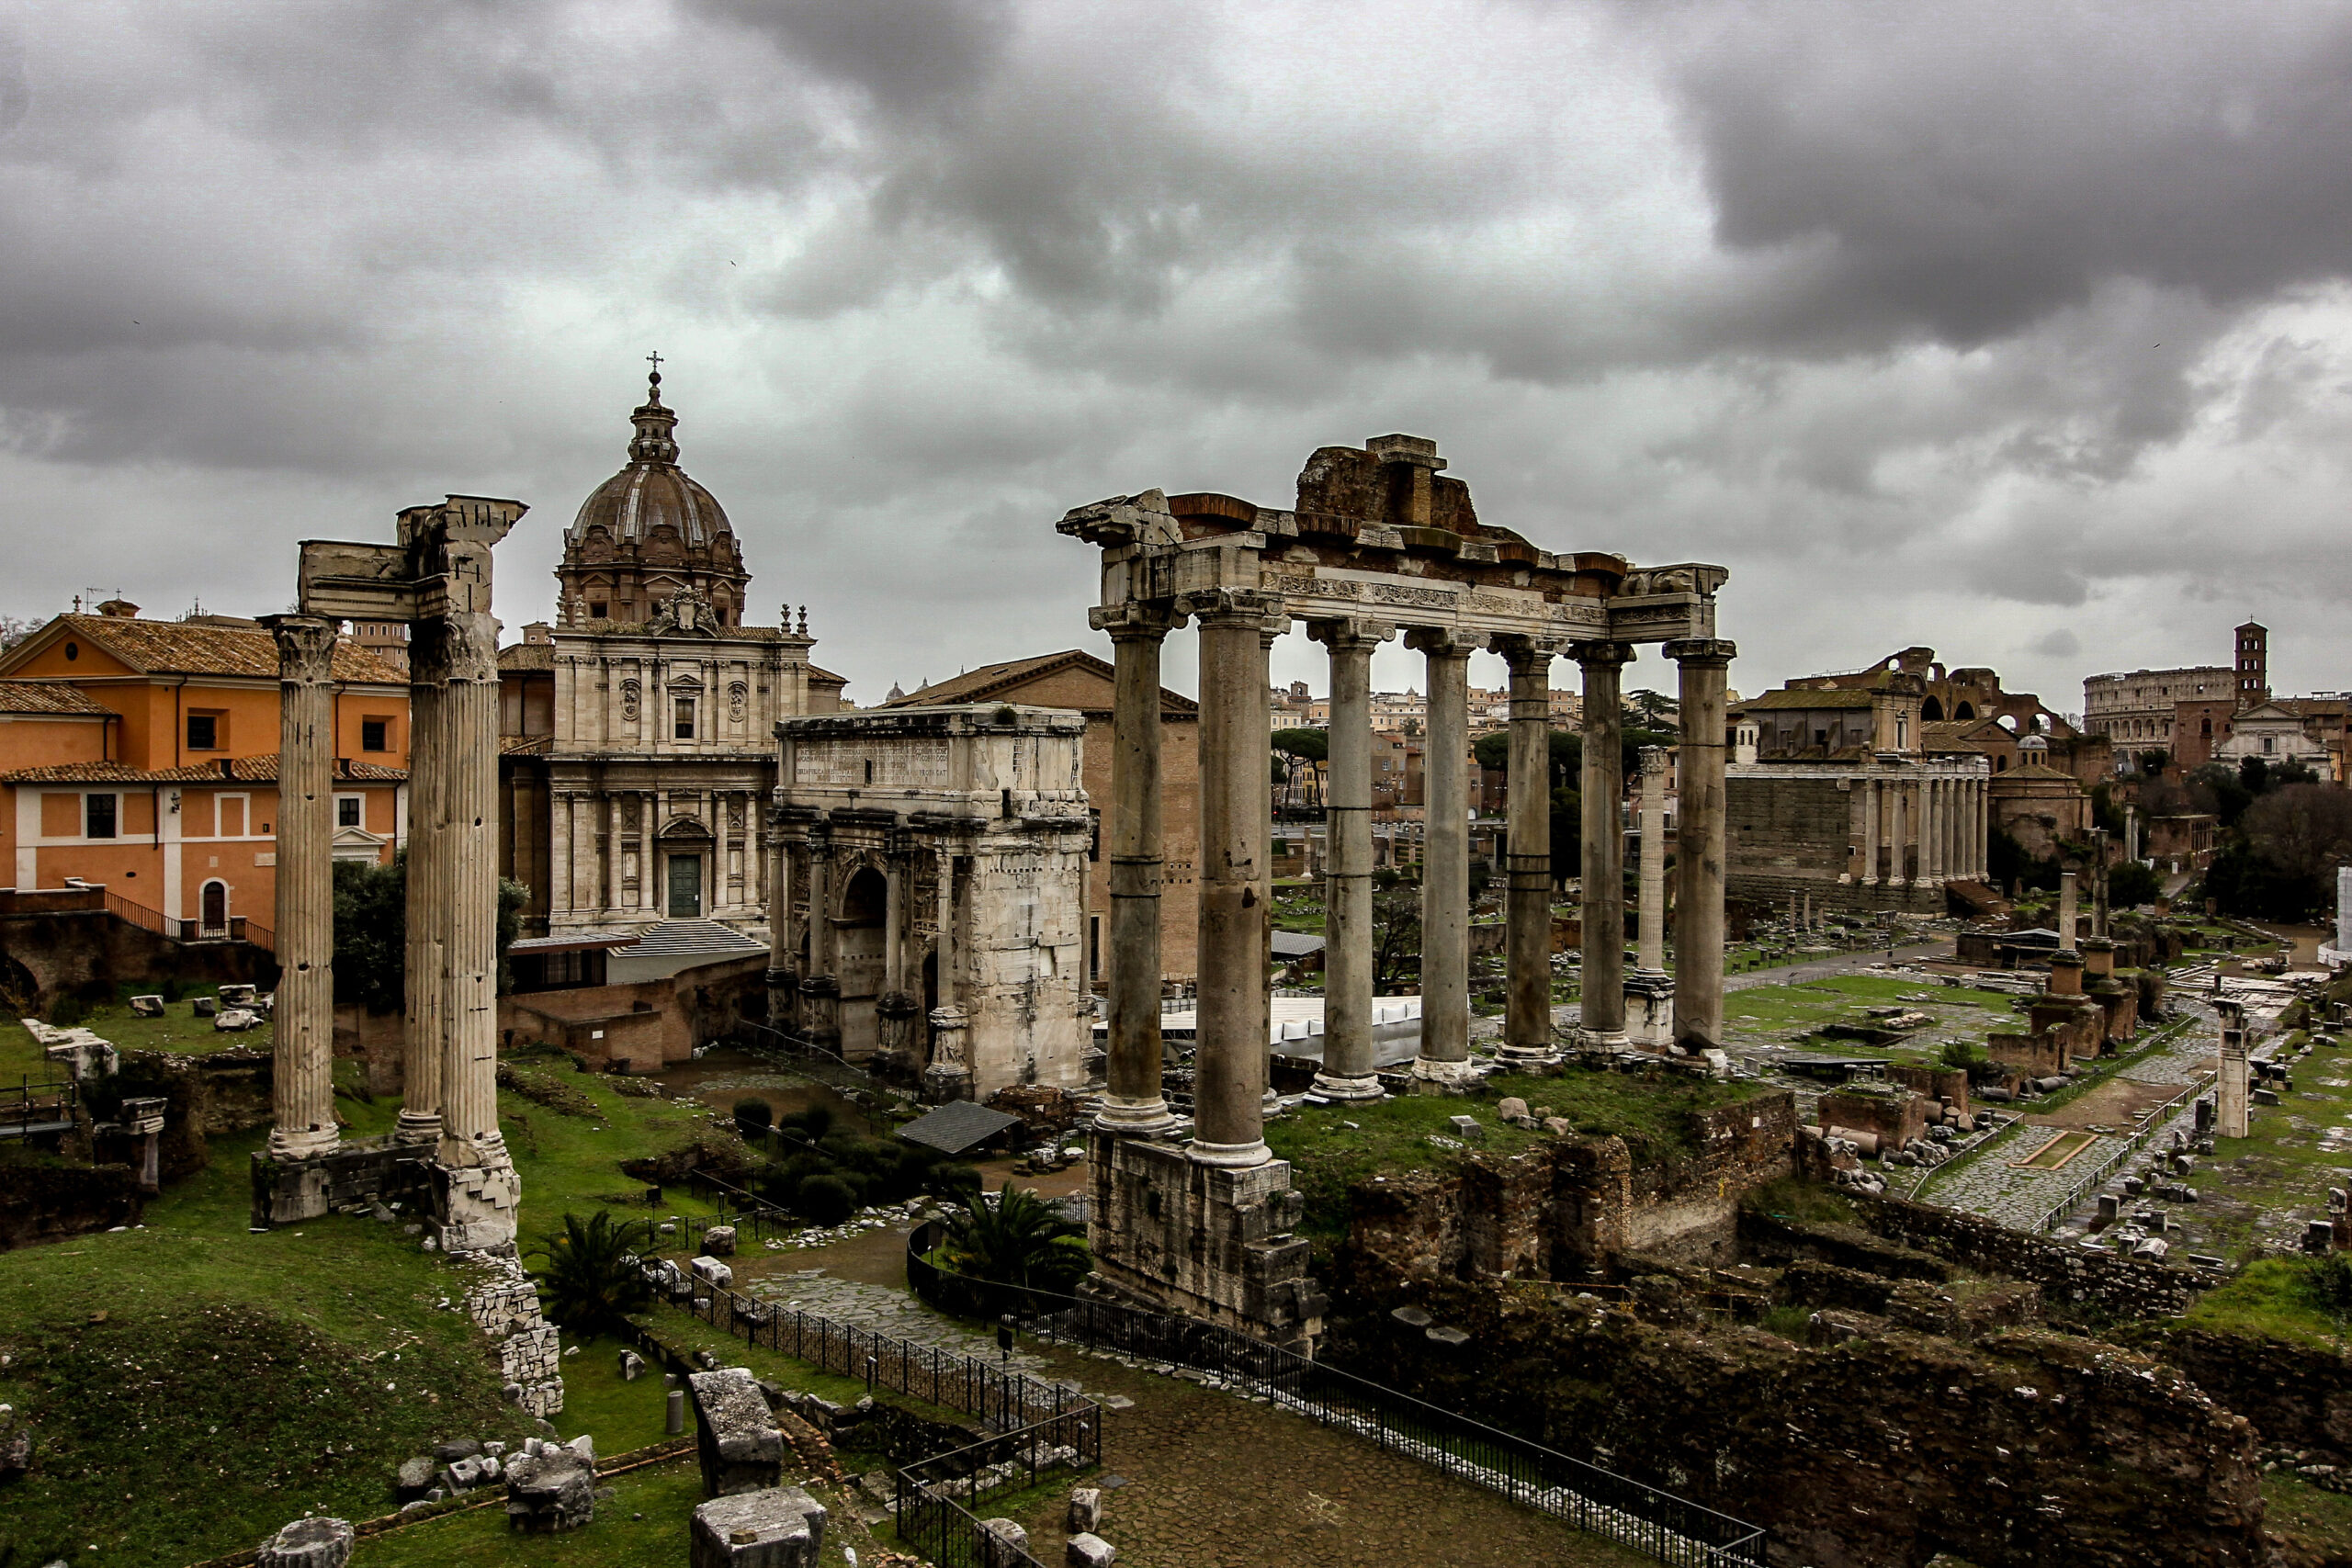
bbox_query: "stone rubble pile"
[503,1438,599,1532]
[460,1256,565,1417]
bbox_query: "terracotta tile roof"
[1741,687,1881,711]
[808,664,849,687]
[882,649,1196,715]
[28,616,406,684]
[0,754,406,785]
[0,681,111,716]
[499,642,557,672]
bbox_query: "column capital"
[1569,638,1636,670]
[260,614,339,677]
[1491,633,1567,671]
[1258,611,1292,649]
[1403,626,1487,658]
[1174,587,1276,625]
[1094,601,1185,640]
[1304,615,1395,650]
[1638,744,1672,779]
[1663,637,1738,667]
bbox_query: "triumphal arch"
[1062,434,1732,1348]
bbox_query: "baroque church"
[498,370,847,939]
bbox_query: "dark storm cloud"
[6,0,2352,706]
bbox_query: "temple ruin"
[1062,434,1732,1346]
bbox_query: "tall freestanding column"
[2058,871,2078,953]
[1310,617,1387,1100]
[1498,637,1565,1065]
[1635,746,1670,973]
[1410,628,1481,1087]
[1258,615,1285,1115]
[1861,776,1882,885]
[2217,998,2249,1139]
[264,615,341,1165]
[765,817,795,1029]
[1667,639,1735,1052]
[1097,607,1178,1134]
[433,510,521,1250]
[1189,592,1273,1165]
[397,620,447,1145]
[1576,642,1633,1050]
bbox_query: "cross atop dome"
[558,365,751,625]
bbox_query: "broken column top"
[690,1486,828,1563]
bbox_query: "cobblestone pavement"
[1914,1010,2218,1227]
[1001,1345,1657,1568]
[742,1267,1065,1381]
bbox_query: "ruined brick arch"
[1955,701,1975,719]
[1921,696,1945,721]
[0,950,35,1016]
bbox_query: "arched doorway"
[1955,702,1975,720]
[835,865,889,1060]
[658,818,715,919]
[1921,696,1945,722]
[200,881,228,937]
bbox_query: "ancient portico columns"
[1575,642,1634,1051]
[1308,615,1391,1101]
[263,614,341,1161]
[1497,636,1567,1065]
[398,619,447,1146]
[1098,604,1181,1134]
[1409,627,1483,1088]
[1258,614,1286,1117]
[1186,588,1275,1166]
[1860,776,1882,885]
[1667,638,1735,1051]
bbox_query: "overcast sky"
[7,1,2352,711]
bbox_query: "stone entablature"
[768,706,1092,1100]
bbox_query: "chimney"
[96,598,140,618]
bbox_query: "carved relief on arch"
[620,679,641,723]
[729,681,748,722]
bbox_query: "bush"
[46,992,88,1028]
[2108,860,2163,909]
[733,1097,774,1135]
[530,1211,654,1337]
[1939,1040,1990,1075]
[926,1162,983,1201]
[2303,1254,2352,1318]
[796,1174,857,1225]
[778,1103,835,1143]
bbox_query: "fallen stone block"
[689,1485,828,1568]
[1069,1485,1102,1533]
[393,1455,435,1499]
[504,1447,596,1533]
[255,1517,355,1568]
[1446,1114,1485,1142]
[1068,1531,1118,1567]
[978,1517,1030,1568]
[129,994,165,1018]
[690,1367,784,1496]
[703,1225,737,1257]
[214,1008,261,1032]
[691,1256,734,1291]
[192,997,219,1017]
[619,1348,647,1382]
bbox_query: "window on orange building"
[361,717,391,752]
[187,712,224,750]
[337,796,363,829]
[85,793,117,839]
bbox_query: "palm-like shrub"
[529,1210,653,1337]
[940,1185,1091,1297]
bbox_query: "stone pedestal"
[797,976,841,1051]
[504,1448,596,1532]
[689,1367,786,1497]
[433,1160,524,1254]
[1624,971,1676,1050]
[1088,1129,1326,1352]
[874,991,923,1077]
[690,1488,827,1568]
[923,1005,973,1102]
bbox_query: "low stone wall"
[497,954,768,1072]
[0,1159,141,1248]
[1328,1280,2263,1568]
[0,906,275,1015]
[1847,1194,2202,1317]
[2120,1327,2352,1460]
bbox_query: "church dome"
[556,367,752,626]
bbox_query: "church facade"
[499,372,846,938]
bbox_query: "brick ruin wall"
[1327,1281,2263,1568]
[1344,1093,1799,1289]
[1726,774,1951,916]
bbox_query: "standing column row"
[1186,592,1274,1165]
[1576,642,1632,1051]
[399,620,448,1146]
[1409,628,1482,1088]
[1498,637,1566,1066]
[1668,639,1735,1052]
[1098,609,1179,1132]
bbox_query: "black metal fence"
[667,1280,1098,1568]
[908,1223,1768,1568]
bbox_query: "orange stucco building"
[0,604,410,943]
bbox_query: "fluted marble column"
[397,618,447,1145]
[1576,642,1633,1050]
[1668,638,1735,1051]
[1310,616,1387,1100]
[1861,776,1882,885]
[1098,609,1179,1133]
[436,562,507,1179]
[1190,592,1273,1166]
[1636,746,1670,974]
[1496,637,1565,1064]
[1258,614,1285,1116]
[264,615,340,1161]
[1410,628,1481,1087]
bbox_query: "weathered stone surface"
[692,1255,734,1291]
[130,994,166,1017]
[619,1348,647,1381]
[978,1517,1030,1568]
[690,1367,785,1496]
[1067,1531,1117,1567]
[394,1455,435,1497]
[703,1224,737,1256]
[254,1516,355,1568]
[688,1485,827,1567]
[1068,1484,1102,1533]
[503,1447,596,1533]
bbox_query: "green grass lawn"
[0,996,277,1081]
[0,1040,749,1564]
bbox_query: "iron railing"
[0,1073,77,1136]
[905,1225,1770,1567]
[894,1413,1099,1568]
